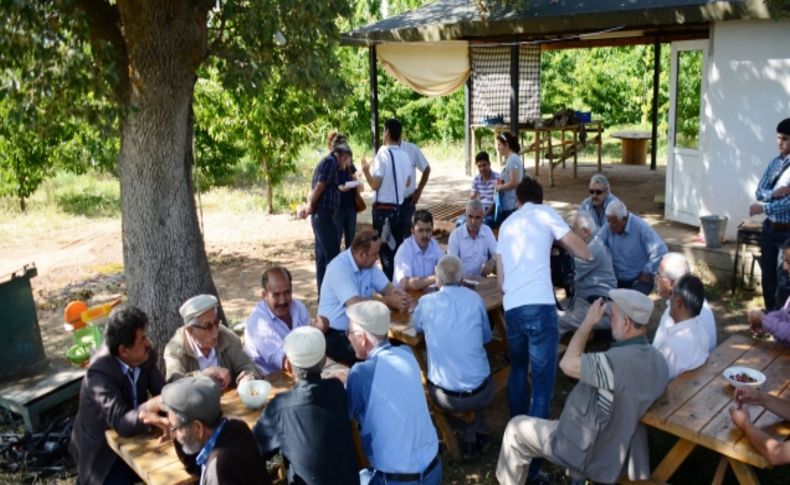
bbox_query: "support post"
[465,77,473,176]
[650,35,661,171]
[509,44,519,137]
[369,46,380,154]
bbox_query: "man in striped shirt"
[470,151,500,227]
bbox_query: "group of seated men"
[69,169,790,485]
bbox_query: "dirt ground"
[0,156,773,484]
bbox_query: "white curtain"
[377,41,470,97]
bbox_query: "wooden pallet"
[426,203,466,233]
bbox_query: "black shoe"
[525,470,552,485]
[476,433,494,454]
[462,441,479,460]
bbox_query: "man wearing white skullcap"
[253,326,359,484]
[497,289,669,485]
[164,294,260,389]
[346,301,443,484]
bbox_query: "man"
[346,301,442,484]
[496,176,591,481]
[654,252,717,352]
[162,376,270,485]
[413,255,493,459]
[558,211,617,337]
[448,199,498,278]
[70,306,166,485]
[599,199,668,295]
[470,151,500,226]
[165,294,260,387]
[393,209,445,290]
[652,274,708,380]
[497,290,670,484]
[253,327,359,484]
[748,237,790,346]
[244,266,311,374]
[360,119,413,280]
[730,387,790,466]
[578,174,620,230]
[749,118,790,311]
[400,129,432,234]
[317,229,410,365]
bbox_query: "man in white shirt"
[652,274,709,379]
[400,134,431,234]
[653,252,717,351]
[448,199,497,277]
[394,209,445,290]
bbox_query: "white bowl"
[723,366,766,389]
[237,380,272,409]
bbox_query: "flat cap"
[179,294,218,325]
[608,289,654,325]
[162,375,221,424]
[284,326,326,369]
[346,300,390,336]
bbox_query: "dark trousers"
[429,377,494,444]
[761,219,790,310]
[334,205,357,249]
[311,211,340,294]
[401,195,416,234]
[325,328,358,366]
[494,208,515,229]
[372,205,404,281]
[103,457,140,485]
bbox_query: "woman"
[329,132,362,249]
[495,132,524,227]
[299,139,353,293]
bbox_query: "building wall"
[695,19,790,239]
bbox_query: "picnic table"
[610,130,651,165]
[634,334,790,484]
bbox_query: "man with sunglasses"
[165,294,260,388]
[749,118,790,311]
[579,173,620,231]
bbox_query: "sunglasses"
[589,189,605,195]
[193,318,220,331]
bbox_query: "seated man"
[165,294,260,387]
[244,266,311,374]
[393,209,445,290]
[652,274,709,379]
[253,327,359,484]
[413,255,493,459]
[558,211,617,337]
[470,151,500,226]
[730,387,790,465]
[317,229,410,366]
[655,252,717,351]
[162,376,270,485]
[749,237,790,346]
[579,173,620,230]
[497,290,669,484]
[448,199,498,278]
[346,301,442,484]
[69,306,166,485]
[599,199,668,295]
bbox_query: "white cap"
[179,294,218,325]
[346,300,390,336]
[283,327,326,369]
[608,289,654,325]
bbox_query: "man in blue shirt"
[749,118,790,310]
[346,301,442,485]
[578,173,620,231]
[393,209,445,290]
[599,200,668,295]
[317,229,410,366]
[413,255,493,460]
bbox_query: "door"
[665,40,708,226]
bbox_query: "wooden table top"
[105,371,298,485]
[642,334,790,469]
[610,130,652,140]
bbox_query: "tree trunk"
[116,1,218,354]
[261,156,274,214]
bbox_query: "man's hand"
[312,316,329,333]
[735,387,765,407]
[481,260,495,277]
[361,155,370,172]
[139,395,171,441]
[202,366,232,389]
[773,186,790,199]
[638,272,651,283]
[750,203,765,216]
[581,298,607,330]
[385,288,411,313]
[748,309,766,335]
[730,405,751,429]
[298,203,314,220]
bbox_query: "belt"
[373,203,400,211]
[768,220,790,231]
[381,454,440,482]
[585,295,612,304]
[429,376,489,399]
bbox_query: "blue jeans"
[334,205,357,249]
[359,460,442,485]
[495,208,515,229]
[311,211,340,293]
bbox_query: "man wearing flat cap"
[162,376,270,485]
[346,301,442,485]
[165,294,260,388]
[253,326,359,484]
[497,289,669,485]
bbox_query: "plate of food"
[723,366,766,388]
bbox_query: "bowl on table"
[237,379,272,409]
[723,366,766,388]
